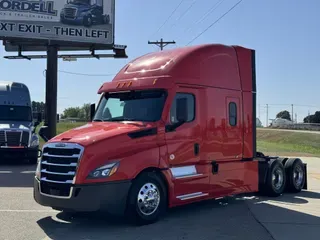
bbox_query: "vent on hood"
[61,138,72,141]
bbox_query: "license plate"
[50,189,60,195]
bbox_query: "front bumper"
[60,15,84,25]
[0,147,38,161]
[33,177,132,216]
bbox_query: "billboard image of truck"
[60,0,110,27]
[0,0,115,46]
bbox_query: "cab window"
[229,102,237,126]
[170,93,195,123]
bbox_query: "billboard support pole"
[45,45,58,139]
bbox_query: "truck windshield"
[0,106,32,122]
[68,0,90,5]
[93,90,167,122]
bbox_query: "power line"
[186,0,244,46]
[149,0,186,38]
[260,103,319,108]
[42,69,116,77]
[184,0,225,34]
[169,0,199,30]
[58,70,116,77]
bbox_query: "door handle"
[194,143,200,156]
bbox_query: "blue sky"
[1,0,319,126]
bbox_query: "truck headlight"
[30,134,39,147]
[87,161,119,179]
[35,161,41,179]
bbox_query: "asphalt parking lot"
[0,157,319,240]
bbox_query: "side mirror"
[166,98,188,133]
[176,98,188,122]
[37,112,42,123]
[39,126,49,142]
[90,103,96,121]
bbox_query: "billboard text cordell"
[0,0,57,15]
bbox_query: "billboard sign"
[0,0,115,46]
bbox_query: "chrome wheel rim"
[272,168,284,190]
[137,183,160,216]
[293,165,304,187]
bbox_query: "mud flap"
[303,163,308,190]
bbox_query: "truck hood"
[0,121,32,130]
[50,122,155,146]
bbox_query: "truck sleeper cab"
[34,44,307,225]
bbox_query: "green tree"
[303,111,320,123]
[79,103,91,121]
[63,107,81,118]
[62,103,92,120]
[276,110,291,121]
[32,101,45,120]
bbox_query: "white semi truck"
[0,81,41,164]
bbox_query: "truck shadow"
[0,160,36,188]
[37,190,320,240]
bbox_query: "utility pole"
[266,104,269,127]
[291,104,294,122]
[148,38,176,51]
[45,45,58,139]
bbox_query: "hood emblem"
[55,143,66,148]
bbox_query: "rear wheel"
[126,172,167,225]
[103,14,110,24]
[263,159,287,197]
[284,158,305,193]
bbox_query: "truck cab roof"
[0,81,31,106]
[98,44,255,94]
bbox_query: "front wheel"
[126,172,167,225]
[83,15,92,27]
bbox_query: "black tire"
[263,159,286,197]
[126,171,167,225]
[284,158,305,193]
[83,15,92,27]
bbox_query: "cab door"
[165,86,209,200]
[223,96,243,160]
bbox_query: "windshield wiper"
[93,119,103,122]
[105,117,137,122]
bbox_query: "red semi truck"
[34,44,307,225]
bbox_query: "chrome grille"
[0,130,30,147]
[39,143,84,198]
[6,131,20,146]
[64,7,77,19]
